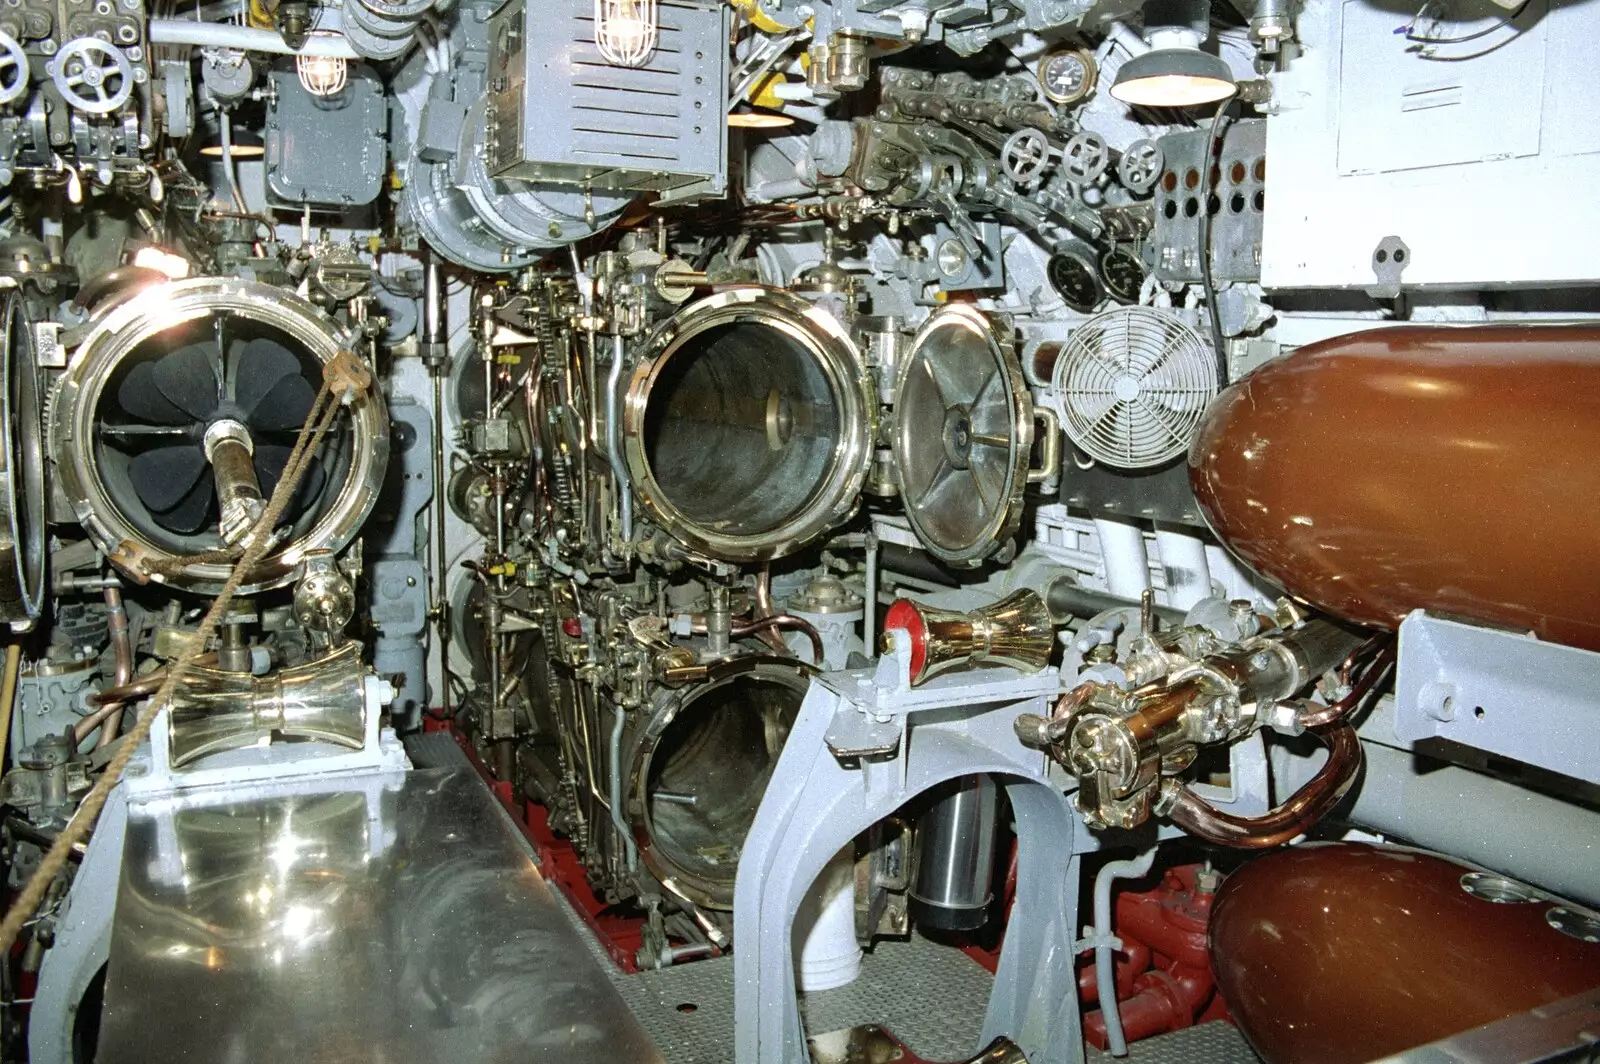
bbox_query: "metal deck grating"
[552,887,1258,1064]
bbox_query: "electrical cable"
[1403,0,1530,45]
[1196,100,1232,388]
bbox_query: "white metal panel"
[1260,0,1600,290]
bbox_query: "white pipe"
[1093,849,1158,1057]
[1104,20,1151,57]
[608,700,638,871]
[794,848,862,992]
[606,334,633,544]
[149,19,360,58]
[1094,518,1150,601]
[1154,529,1212,609]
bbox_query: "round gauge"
[1047,249,1104,312]
[1038,49,1097,105]
[1100,247,1148,305]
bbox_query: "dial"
[1038,49,1097,105]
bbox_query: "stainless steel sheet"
[99,764,664,1064]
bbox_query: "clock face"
[1040,50,1095,104]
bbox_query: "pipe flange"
[50,278,389,595]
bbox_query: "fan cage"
[1051,307,1217,470]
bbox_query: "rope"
[0,360,363,956]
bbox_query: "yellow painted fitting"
[728,0,787,34]
[750,72,789,110]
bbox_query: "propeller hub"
[202,418,255,460]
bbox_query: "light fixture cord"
[1198,98,1233,387]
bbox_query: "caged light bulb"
[296,50,348,97]
[595,0,657,67]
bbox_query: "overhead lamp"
[1109,0,1238,109]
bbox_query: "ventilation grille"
[1050,307,1218,470]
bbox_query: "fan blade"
[247,373,317,431]
[234,339,304,415]
[129,445,209,513]
[117,362,193,426]
[150,476,217,535]
[255,445,326,514]
[151,343,222,421]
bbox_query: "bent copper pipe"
[1297,641,1395,729]
[732,614,824,665]
[685,614,825,664]
[93,586,135,750]
[1166,722,1363,849]
[749,566,793,657]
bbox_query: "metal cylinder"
[1271,719,1600,907]
[910,775,998,932]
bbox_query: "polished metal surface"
[622,288,871,563]
[98,765,665,1064]
[892,303,1037,568]
[49,277,389,595]
[909,775,999,931]
[1189,324,1600,652]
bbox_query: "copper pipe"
[1166,722,1362,849]
[1298,642,1395,730]
[684,613,825,664]
[74,699,128,745]
[749,566,792,656]
[732,614,824,665]
[93,586,135,750]
[87,652,220,707]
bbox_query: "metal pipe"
[749,567,796,657]
[149,19,360,57]
[1273,714,1600,907]
[1153,529,1212,610]
[606,334,633,545]
[864,533,879,655]
[1166,723,1362,849]
[94,586,133,750]
[1045,576,1186,627]
[1094,518,1150,600]
[1092,848,1158,1057]
[218,112,248,216]
[732,615,823,665]
[910,775,998,932]
[608,699,638,871]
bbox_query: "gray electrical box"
[484,0,727,203]
[264,67,388,208]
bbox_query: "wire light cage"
[1050,306,1218,470]
[594,0,659,67]
[296,43,348,97]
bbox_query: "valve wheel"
[1118,138,1164,195]
[50,38,133,115]
[1062,130,1109,184]
[1001,127,1053,186]
[0,33,28,106]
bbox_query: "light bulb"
[296,50,348,97]
[595,0,658,67]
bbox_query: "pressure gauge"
[1038,48,1097,105]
